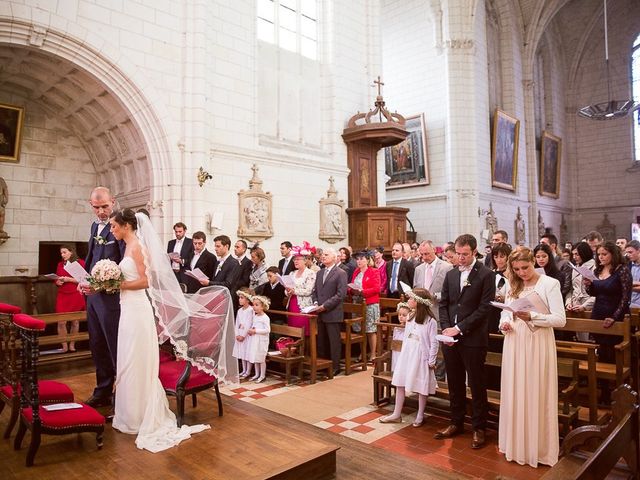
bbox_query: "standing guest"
[306,252,321,272]
[233,288,255,379]
[386,242,415,298]
[540,234,573,291]
[379,288,438,428]
[81,187,125,408]
[207,235,241,293]
[167,222,193,279]
[285,243,317,335]
[248,246,269,290]
[616,238,628,250]
[182,231,216,294]
[348,251,381,362]
[338,247,355,280]
[54,244,86,352]
[566,242,596,313]
[255,266,286,322]
[410,242,421,265]
[373,246,387,295]
[233,240,253,289]
[534,243,571,300]
[443,244,459,267]
[584,242,633,364]
[435,234,495,450]
[484,230,508,267]
[498,248,566,467]
[402,243,413,261]
[585,231,604,257]
[312,248,348,376]
[625,240,640,308]
[278,241,295,276]
[560,248,572,262]
[435,246,444,259]
[246,295,271,383]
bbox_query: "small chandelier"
[577,0,639,120]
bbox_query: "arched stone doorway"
[0,15,173,275]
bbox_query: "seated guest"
[625,240,640,308]
[183,231,216,294]
[256,266,286,324]
[167,222,193,279]
[285,243,317,335]
[234,239,253,288]
[386,242,415,298]
[373,246,387,295]
[534,243,571,300]
[338,247,355,280]
[348,250,381,362]
[248,246,269,290]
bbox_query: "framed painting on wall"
[0,103,25,163]
[384,113,429,189]
[490,108,520,191]
[540,130,561,198]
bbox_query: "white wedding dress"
[112,256,209,452]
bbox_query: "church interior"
[1,0,640,478]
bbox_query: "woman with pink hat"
[285,241,317,335]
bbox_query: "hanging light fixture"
[577,0,639,120]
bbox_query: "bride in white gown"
[108,209,237,452]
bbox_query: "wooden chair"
[30,312,91,366]
[0,304,74,439]
[371,321,403,406]
[341,301,367,375]
[267,324,305,384]
[158,355,223,427]
[12,313,104,467]
[542,384,639,480]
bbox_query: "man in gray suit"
[312,248,348,376]
[413,240,453,380]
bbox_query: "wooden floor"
[2,365,470,480]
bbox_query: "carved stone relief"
[237,164,273,242]
[319,176,346,244]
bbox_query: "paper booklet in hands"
[490,291,550,332]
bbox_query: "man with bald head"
[82,187,125,408]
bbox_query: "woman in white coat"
[498,247,566,468]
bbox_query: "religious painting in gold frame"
[490,108,520,191]
[539,131,561,199]
[384,114,429,189]
[0,103,25,163]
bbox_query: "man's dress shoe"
[332,369,341,377]
[85,395,112,408]
[433,424,464,439]
[471,429,486,449]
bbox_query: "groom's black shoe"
[85,395,112,408]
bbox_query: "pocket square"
[105,241,115,245]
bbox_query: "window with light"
[257,0,318,60]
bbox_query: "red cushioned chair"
[158,355,223,427]
[0,304,74,439]
[11,313,104,466]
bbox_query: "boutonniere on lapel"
[463,279,471,288]
[94,235,107,245]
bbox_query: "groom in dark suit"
[435,234,495,449]
[82,187,125,408]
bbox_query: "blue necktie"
[391,261,399,292]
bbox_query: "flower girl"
[391,302,411,370]
[233,288,255,378]
[380,288,438,427]
[246,295,271,383]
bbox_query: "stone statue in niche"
[319,176,347,244]
[485,202,498,237]
[514,207,525,246]
[237,164,273,242]
[560,214,569,245]
[537,211,546,240]
[596,213,616,242]
[0,177,9,245]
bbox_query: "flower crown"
[252,295,271,310]
[236,290,253,301]
[404,289,433,307]
[396,302,411,311]
[291,240,317,257]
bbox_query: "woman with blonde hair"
[498,247,566,467]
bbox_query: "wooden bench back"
[271,324,304,339]
[557,315,631,341]
[343,301,366,318]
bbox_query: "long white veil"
[135,213,238,384]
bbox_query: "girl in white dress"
[233,288,255,378]
[246,295,271,383]
[380,288,438,427]
[498,247,566,467]
[391,302,410,370]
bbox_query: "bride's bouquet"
[87,259,123,294]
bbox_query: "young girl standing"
[246,295,271,383]
[233,288,255,378]
[392,302,411,370]
[380,288,438,427]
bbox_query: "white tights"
[251,362,266,381]
[241,360,253,376]
[388,387,427,422]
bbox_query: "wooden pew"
[341,301,367,375]
[268,310,332,384]
[266,324,305,385]
[30,312,91,365]
[371,321,404,406]
[542,384,639,480]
